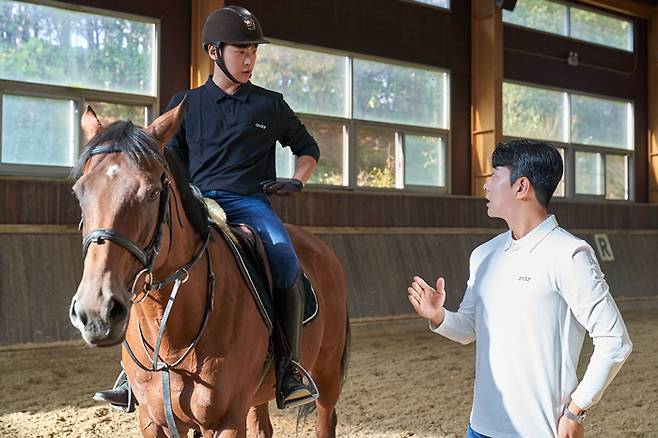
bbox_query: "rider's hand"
[407,276,446,326]
[260,178,303,196]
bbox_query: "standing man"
[95,5,320,410]
[407,140,632,437]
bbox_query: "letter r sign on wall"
[593,234,615,262]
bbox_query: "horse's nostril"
[107,297,127,323]
[70,299,88,326]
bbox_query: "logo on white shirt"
[517,276,532,282]
[255,123,267,130]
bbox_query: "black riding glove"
[260,178,304,196]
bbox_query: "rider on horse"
[94,5,321,409]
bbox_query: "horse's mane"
[71,120,208,235]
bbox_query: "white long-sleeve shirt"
[431,215,632,437]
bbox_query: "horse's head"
[69,101,185,346]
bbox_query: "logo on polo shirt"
[517,276,532,282]
[255,123,267,130]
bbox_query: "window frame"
[400,0,451,12]
[0,0,161,178]
[502,0,635,53]
[502,80,635,202]
[263,38,451,194]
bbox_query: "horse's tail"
[297,309,351,424]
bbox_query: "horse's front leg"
[246,403,273,438]
[138,408,167,438]
[138,408,192,438]
[203,425,246,438]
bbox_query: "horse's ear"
[81,106,103,142]
[145,95,187,150]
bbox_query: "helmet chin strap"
[214,43,241,84]
[214,58,241,84]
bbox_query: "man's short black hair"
[491,139,563,208]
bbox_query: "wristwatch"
[563,406,587,424]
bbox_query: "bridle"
[79,143,216,438]
[81,145,172,300]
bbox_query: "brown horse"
[69,102,349,438]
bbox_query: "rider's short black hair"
[492,139,563,208]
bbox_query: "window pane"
[253,44,347,117]
[503,0,567,36]
[503,82,565,142]
[86,101,147,127]
[275,143,294,179]
[356,126,396,188]
[571,7,633,52]
[409,0,450,8]
[606,154,628,200]
[554,148,565,197]
[575,151,603,195]
[0,0,156,95]
[1,95,75,166]
[303,119,344,186]
[404,135,446,187]
[354,59,447,129]
[571,95,632,149]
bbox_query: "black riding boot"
[274,272,319,409]
[93,368,136,412]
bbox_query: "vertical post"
[649,8,658,203]
[471,0,503,197]
[191,0,225,89]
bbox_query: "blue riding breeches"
[202,190,300,290]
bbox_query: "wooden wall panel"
[0,233,82,345]
[2,228,656,346]
[3,177,658,229]
[273,191,658,229]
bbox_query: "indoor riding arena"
[1,0,658,437]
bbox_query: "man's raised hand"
[407,276,446,326]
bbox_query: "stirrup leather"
[117,376,136,413]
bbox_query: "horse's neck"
[132,183,208,352]
[128,230,268,367]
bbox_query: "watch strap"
[563,406,586,424]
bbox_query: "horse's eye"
[148,188,161,201]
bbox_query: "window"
[503,0,633,52]
[0,0,158,177]
[503,82,633,200]
[405,0,450,10]
[255,43,450,192]
[2,95,77,167]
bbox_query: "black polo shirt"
[164,77,320,195]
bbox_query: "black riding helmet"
[202,6,269,84]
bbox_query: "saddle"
[203,197,319,334]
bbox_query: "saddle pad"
[217,228,319,335]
